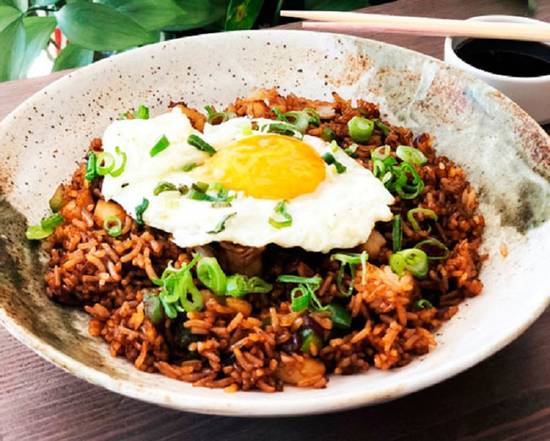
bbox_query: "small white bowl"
[444,15,550,125]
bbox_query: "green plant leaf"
[0,5,21,31]
[55,2,158,51]
[0,0,27,12]
[19,16,55,76]
[100,0,190,31]
[32,0,58,6]
[304,0,370,11]
[52,42,93,71]
[0,17,25,81]
[166,0,225,31]
[225,0,264,31]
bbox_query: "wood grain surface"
[1,1,549,440]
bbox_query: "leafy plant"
[0,0,372,82]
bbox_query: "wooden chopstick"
[280,11,550,42]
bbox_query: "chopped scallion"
[268,200,292,229]
[396,145,428,166]
[110,146,127,177]
[133,104,149,120]
[196,256,227,295]
[348,116,374,143]
[135,198,149,225]
[225,274,272,298]
[207,212,236,234]
[153,181,177,195]
[372,145,391,161]
[321,126,336,142]
[85,152,97,181]
[204,105,235,125]
[182,162,198,172]
[415,238,450,261]
[330,252,368,297]
[322,152,346,174]
[374,119,390,136]
[407,207,438,232]
[390,248,429,278]
[103,215,122,237]
[25,213,64,240]
[415,298,433,310]
[150,135,170,157]
[392,214,402,252]
[95,152,115,176]
[188,134,216,156]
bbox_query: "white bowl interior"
[0,31,549,416]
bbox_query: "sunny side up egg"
[101,107,394,253]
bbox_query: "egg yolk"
[200,134,326,200]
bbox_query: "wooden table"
[1,1,549,440]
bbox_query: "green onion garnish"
[321,126,336,142]
[103,215,122,237]
[348,116,374,143]
[407,207,438,232]
[25,213,64,240]
[225,274,272,298]
[374,119,391,136]
[135,198,149,225]
[189,182,233,204]
[375,159,424,200]
[133,104,150,120]
[344,143,358,157]
[415,238,450,261]
[207,212,236,234]
[277,275,327,313]
[330,252,368,296]
[268,200,292,229]
[150,135,170,157]
[153,181,177,195]
[394,163,424,199]
[261,122,303,139]
[196,256,227,295]
[390,248,429,278]
[414,298,433,310]
[277,275,322,286]
[110,147,127,177]
[158,255,203,317]
[322,152,347,174]
[392,214,402,252]
[273,107,321,133]
[396,145,428,166]
[85,152,97,181]
[188,134,216,156]
[204,105,235,125]
[300,327,322,354]
[290,285,312,312]
[182,162,198,172]
[372,145,391,160]
[325,303,352,329]
[143,292,164,325]
[95,152,115,176]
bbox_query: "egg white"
[101,108,394,253]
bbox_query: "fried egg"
[101,107,394,253]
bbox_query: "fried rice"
[39,89,485,392]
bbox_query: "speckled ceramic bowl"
[0,31,549,417]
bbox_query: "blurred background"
[0,0,538,83]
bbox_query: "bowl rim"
[0,29,549,417]
[443,14,550,84]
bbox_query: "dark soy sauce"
[455,38,550,77]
